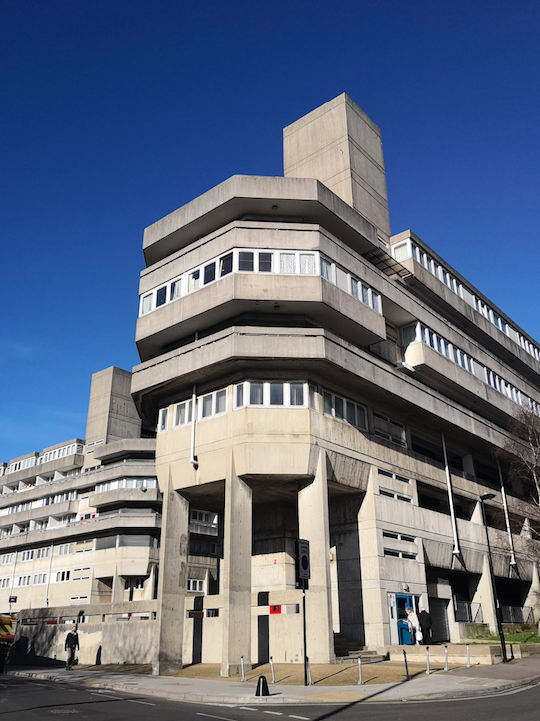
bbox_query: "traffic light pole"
[302,580,308,686]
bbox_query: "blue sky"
[2,0,539,462]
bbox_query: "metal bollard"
[240,655,245,682]
[269,655,276,684]
[426,646,430,675]
[403,649,410,681]
[306,657,313,686]
[357,656,363,685]
[444,645,449,671]
[466,644,471,668]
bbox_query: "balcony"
[0,510,162,550]
[454,601,483,623]
[136,270,386,362]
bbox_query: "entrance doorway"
[389,593,421,645]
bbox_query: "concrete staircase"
[333,633,387,664]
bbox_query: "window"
[309,385,316,410]
[320,257,332,281]
[17,575,31,587]
[202,394,213,418]
[170,279,182,300]
[393,242,410,262]
[187,579,204,592]
[383,530,415,542]
[158,407,168,433]
[270,382,284,406]
[290,383,304,406]
[204,262,216,284]
[238,252,254,272]
[156,286,167,307]
[21,550,34,562]
[220,253,233,276]
[384,549,417,560]
[174,400,193,427]
[250,382,264,405]
[299,254,316,274]
[378,469,410,484]
[259,252,272,272]
[236,383,244,408]
[33,573,47,585]
[373,413,406,446]
[351,277,359,298]
[141,294,153,315]
[280,253,296,274]
[207,609,219,617]
[58,543,73,556]
[323,391,367,429]
[188,269,200,292]
[54,570,70,583]
[379,488,412,503]
[215,389,226,414]
[0,578,11,588]
[0,553,14,565]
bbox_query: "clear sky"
[2,0,539,462]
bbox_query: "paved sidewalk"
[6,657,540,705]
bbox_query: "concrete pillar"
[111,568,124,603]
[220,455,252,676]
[298,449,334,663]
[153,487,189,675]
[525,563,540,623]
[473,554,498,634]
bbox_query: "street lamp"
[480,493,509,663]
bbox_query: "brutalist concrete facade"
[133,93,540,675]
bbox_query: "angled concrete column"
[298,449,334,663]
[220,454,252,676]
[473,554,497,634]
[112,564,124,603]
[153,486,189,675]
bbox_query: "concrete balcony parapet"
[142,175,378,266]
[89,487,161,509]
[0,460,157,508]
[0,511,162,551]
[135,272,386,362]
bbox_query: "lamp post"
[480,493,509,663]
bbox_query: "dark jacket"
[418,610,432,635]
[65,632,79,651]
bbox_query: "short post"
[403,649,409,681]
[269,655,276,684]
[240,655,245,682]
[306,656,313,686]
[425,646,430,675]
[444,644,449,671]
[357,656,363,685]
[466,644,471,668]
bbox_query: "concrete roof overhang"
[142,176,379,267]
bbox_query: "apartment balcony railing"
[454,601,483,623]
[501,605,534,624]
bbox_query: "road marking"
[197,713,239,721]
[239,708,258,711]
[128,699,156,706]
[289,716,310,720]
[264,713,283,716]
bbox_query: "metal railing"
[501,605,534,624]
[454,601,483,623]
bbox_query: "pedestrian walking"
[406,606,421,644]
[418,606,433,645]
[65,626,79,670]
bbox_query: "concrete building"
[2,368,218,665]
[131,93,540,675]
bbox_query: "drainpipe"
[441,431,461,557]
[45,543,54,606]
[190,384,198,469]
[498,461,517,568]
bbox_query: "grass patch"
[472,631,540,644]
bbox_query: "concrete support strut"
[220,453,252,676]
[298,449,334,663]
[152,485,189,675]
